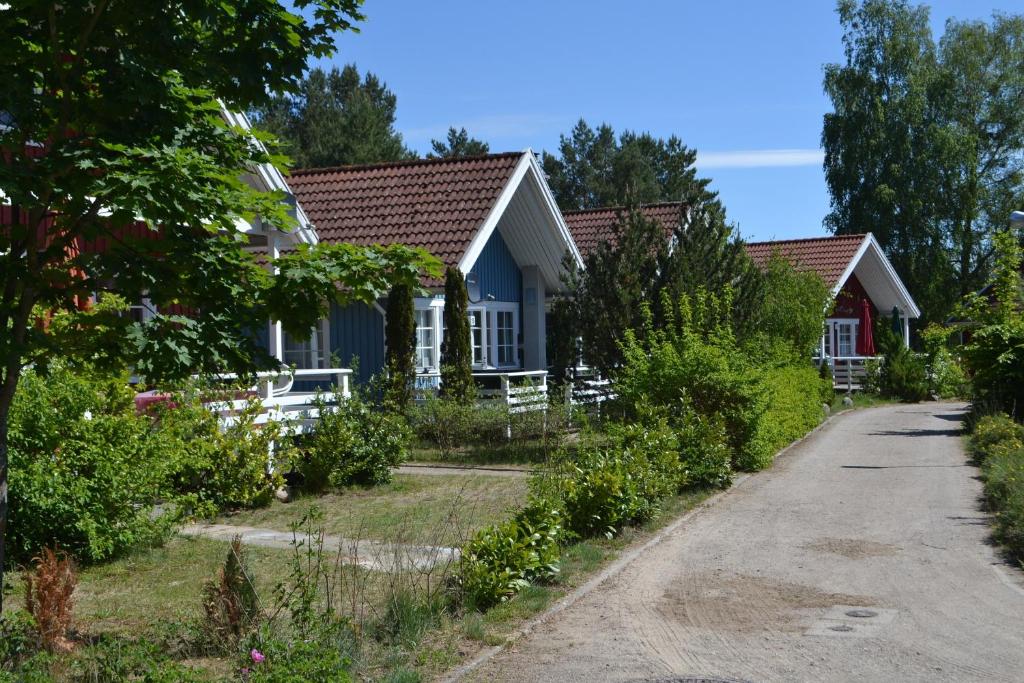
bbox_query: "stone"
[274,486,291,503]
[842,395,854,408]
[823,403,831,416]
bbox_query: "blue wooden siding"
[470,230,522,302]
[329,301,385,385]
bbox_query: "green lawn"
[218,473,529,547]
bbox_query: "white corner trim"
[525,149,585,269]
[458,152,533,275]
[834,234,872,296]
[866,233,921,318]
[457,150,584,275]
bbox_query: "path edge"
[440,406,852,682]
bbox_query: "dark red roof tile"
[745,234,867,288]
[563,202,683,256]
[288,153,524,278]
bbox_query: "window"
[415,308,436,370]
[283,323,326,369]
[494,310,515,367]
[127,298,153,325]
[824,319,858,358]
[469,308,486,366]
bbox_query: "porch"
[202,367,352,434]
[814,355,876,391]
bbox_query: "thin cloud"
[697,148,824,169]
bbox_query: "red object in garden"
[134,390,174,415]
[858,299,876,356]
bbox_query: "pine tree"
[384,283,416,410]
[253,64,413,168]
[439,267,474,404]
[428,127,489,158]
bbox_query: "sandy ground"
[467,403,1024,683]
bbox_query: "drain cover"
[829,624,855,632]
[845,609,878,618]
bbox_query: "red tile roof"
[287,152,524,276]
[745,234,868,288]
[563,202,683,256]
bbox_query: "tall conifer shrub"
[440,267,475,403]
[384,283,415,410]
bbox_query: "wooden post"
[501,374,511,440]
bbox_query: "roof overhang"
[836,233,921,319]
[458,150,583,291]
[219,105,318,247]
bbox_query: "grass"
[218,473,528,546]
[2,537,295,636]
[407,439,561,466]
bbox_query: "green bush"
[543,420,682,540]
[971,414,1024,464]
[298,392,410,491]
[749,363,829,468]
[675,411,733,489]
[458,500,562,610]
[971,414,1024,562]
[156,391,286,517]
[7,365,171,564]
[409,397,508,455]
[879,347,929,402]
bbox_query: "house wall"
[469,229,522,303]
[329,301,385,385]
[829,273,877,356]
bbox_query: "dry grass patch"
[218,473,528,546]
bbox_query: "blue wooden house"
[284,150,583,398]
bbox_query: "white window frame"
[489,303,519,369]
[825,318,859,358]
[283,318,330,369]
[414,298,444,373]
[468,306,488,368]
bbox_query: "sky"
[315,0,1022,243]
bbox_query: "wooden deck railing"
[816,356,876,392]
[202,367,352,434]
[415,369,549,414]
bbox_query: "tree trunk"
[0,391,11,614]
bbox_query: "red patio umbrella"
[857,299,876,356]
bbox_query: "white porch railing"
[203,367,352,434]
[816,356,876,391]
[415,370,549,414]
[564,366,616,416]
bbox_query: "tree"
[822,0,1024,326]
[254,65,413,168]
[439,267,475,403]
[753,255,834,359]
[384,282,416,410]
[0,1,440,608]
[541,119,714,211]
[428,127,489,159]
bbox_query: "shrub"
[439,266,475,404]
[297,392,410,491]
[971,414,1024,562]
[544,421,682,540]
[24,549,76,654]
[0,611,40,674]
[676,411,732,489]
[458,500,562,610]
[750,363,829,466]
[244,627,354,683]
[971,414,1024,464]
[7,364,171,563]
[617,302,769,472]
[202,536,261,648]
[156,391,286,517]
[384,282,416,411]
[409,397,508,456]
[878,346,929,403]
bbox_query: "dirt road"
[468,403,1024,683]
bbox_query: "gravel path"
[467,402,1024,683]
[396,463,531,478]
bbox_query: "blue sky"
[317,1,1021,242]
